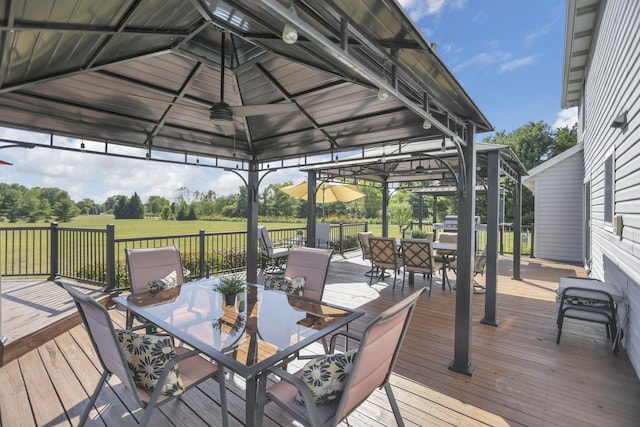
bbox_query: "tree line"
[0,121,576,225]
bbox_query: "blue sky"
[0,0,577,204]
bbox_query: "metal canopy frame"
[0,0,502,377]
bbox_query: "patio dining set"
[60,243,425,426]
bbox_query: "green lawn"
[1,215,395,239]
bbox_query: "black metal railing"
[0,222,369,290]
[401,220,534,256]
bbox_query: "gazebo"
[0,1,493,374]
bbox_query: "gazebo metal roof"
[0,0,493,169]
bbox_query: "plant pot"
[224,294,237,307]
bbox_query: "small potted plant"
[214,276,246,306]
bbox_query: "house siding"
[581,1,640,375]
[528,150,584,262]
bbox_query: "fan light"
[282,6,298,44]
[377,87,389,101]
[423,119,432,129]
[210,103,234,125]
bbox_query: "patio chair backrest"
[61,283,137,394]
[258,225,274,257]
[369,237,402,270]
[316,222,331,248]
[336,288,425,421]
[126,245,185,295]
[438,232,457,244]
[401,239,437,273]
[357,232,374,260]
[284,246,333,301]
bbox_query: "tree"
[53,198,78,222]
[113,196,129,219]
[483,121,578,224]
[76,198,101,215]
[146,195,170,215]
[389,191,413,232]
[127,192,145,219]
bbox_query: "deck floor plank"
[2,254,640,426]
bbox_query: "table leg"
[246,373,258,427]
[409,271,415,285]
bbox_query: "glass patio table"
[113,279,362,427]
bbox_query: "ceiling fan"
[129,32,298,136]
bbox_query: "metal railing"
[0,222,368,290]
[401,221,534,256]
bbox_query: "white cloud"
[453,44,511,73]
[499,54,540,73]
[525,23,554,46]
[399,0,466,22]
[553,107,578,129]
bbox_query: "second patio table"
[113,279,363,427]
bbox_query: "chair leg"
[79,371,110,427]
[218,367,229,427]
[428,274,433,297]
[556,313,564,344]
[384,382,406,427]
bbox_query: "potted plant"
[214,276,246,306]
[411,229,430,239]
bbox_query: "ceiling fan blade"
[127,94,208,112]
[229,103,298,117]
[217,123,236,136]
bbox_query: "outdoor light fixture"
[611,111,628,129]
[282,5,298,44]
[210,103,234,125]
[415,160,425,173]
[80,142,85,151]
[423,119,432,129]
[377,86,389,101]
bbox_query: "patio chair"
[400,239,443,295]
[125,245,186,329]
[357,231,381,278]
[60,282,228,427]
[284,246,333,301]
[556,286,617,348]
[259,225,292,273]
[257,288,426,427]
[368,237,404,289]
[449,249,488,294]
[315,222,331,248]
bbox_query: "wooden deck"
[2,253,640,426]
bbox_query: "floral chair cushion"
[117,329,184,396]
[148,270,178,293]
[295,349,357,404]
[264,275,306,296]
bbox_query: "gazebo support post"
[512,176,523,280]
[247,162,260,284]
[382,180,390,237]
[449,122,477,376]
[306,172,317,247]
[481,150,500,326]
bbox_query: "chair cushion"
[295,350,357,405]
[148,270,179,293]
[117,330,184,396]
[264,275,306,296]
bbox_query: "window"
[604,154,614,223]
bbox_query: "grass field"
[0,215,394,239]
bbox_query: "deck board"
[2,253,640,426]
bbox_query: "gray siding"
[531,151,584,262]
[582,1,640,375]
